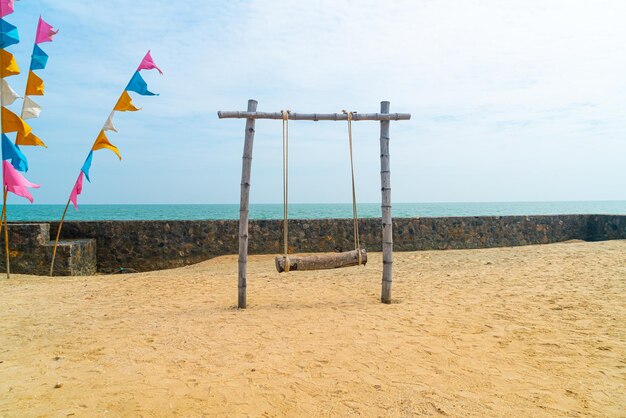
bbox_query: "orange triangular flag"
[16,131,47,147]
[25,71,45,96]
[1,107,32,136]
[92,130,121,160]
[0,49,20,77]
[113,91,140,112]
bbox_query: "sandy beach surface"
[0,240,624,417]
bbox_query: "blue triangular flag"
[30,45,49,71]
[81,151,93,182]
[126,71,157,96]
[1,134,28,172]
[0,20,19,49]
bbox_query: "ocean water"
[3,201,625,221]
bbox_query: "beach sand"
[0,240,624,417]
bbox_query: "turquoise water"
[3,201,625,221]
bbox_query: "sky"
[4,0,626,204]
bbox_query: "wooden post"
[380,101,393,303]
[49,197,72,276]
[2,188,10,278]
[238,99,258,309]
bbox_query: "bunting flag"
[114,90,140,112]
[15,131,46,147]
[137,50,163,74]
[1,107,32,136]
[35,16,58,44]
[18,16,57,143]
[30,45,48,70]
[0,48,19,77]
[69,172,84,209]
[126,71,157,96]
[103,111,117,132]
[1,133,27,172]
[25,71,44,95]
[0,0,14,19]
[64,50,161,215]
[0,19,18,48]
[81,151,93,182]
[1,5,51,275]
[92,130,121,160]
[21,96,41,119]
[1,78,19,106]
[3,160,39,203]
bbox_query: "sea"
[3,201,625,221]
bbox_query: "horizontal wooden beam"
[217,111,411,121]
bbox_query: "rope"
[342,110,363,266]
[281,110,290,272]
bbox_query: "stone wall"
[42,214,625,274]
[586,215,626,241]
[0,223,97,276]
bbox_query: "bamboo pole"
[0,32,7,278]
[49,197,71,276]
[218,111,410,121]
[380,101,393,304]
[2,188,9,278]
[0,191,3,238]
[237,99,258,309]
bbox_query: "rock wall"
[43,214,625,274]
[586,215,626,241]
[0,223,97,276]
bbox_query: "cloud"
[5,0,626,204]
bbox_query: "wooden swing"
[275,110,367,273]
[218,100,410,308]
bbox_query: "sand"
[0,240,624,417]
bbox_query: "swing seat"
[275,249,367,273]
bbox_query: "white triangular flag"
[103,111,118,132]
[21,96,42,120]
[1,79,21,106]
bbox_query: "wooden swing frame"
[218,100,411,308]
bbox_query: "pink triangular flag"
[69,171,84,210]
[0,0,14,18]
[35,16,59,44]
[3,160,40,203]
[137,50,163,75]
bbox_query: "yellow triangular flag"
[92,130,121,160]
[1,107,32,136]
[113,91,140,112]
[25,71,45,96]
[16,131,47,147]
[0,50,20,78]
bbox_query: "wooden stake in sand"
[1,188,9,278]
[49,197,72,276]
[0,42,8,279]
[219,100,410,308]
[237,99,258,309]
[380,101,393,304]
